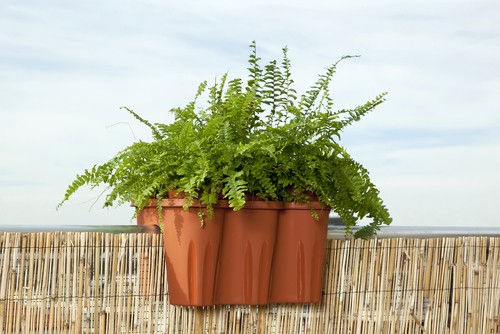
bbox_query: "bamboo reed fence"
[0,231,499,333]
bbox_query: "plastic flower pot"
[214,200,283,305]
[269,202,330,303]
[137,199,226,306]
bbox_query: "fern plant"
[57,41,392,237]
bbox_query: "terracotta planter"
[138,199,226,306]
[136,198,329,306]
[136,205,160,227]
[214,201,282,305]
[270,202,330,303]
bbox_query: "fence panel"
[0,232,499,333]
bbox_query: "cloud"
[1,0,499,228]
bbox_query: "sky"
[1,0,499,228]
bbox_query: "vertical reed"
[0,232,499,333]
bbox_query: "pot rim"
[132,199,230,209]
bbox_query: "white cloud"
[1,0,499,229]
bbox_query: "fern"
[222,171,248,210]
[56,167,97,209]
[120,106,163,140]
[247,40,263,97]
[58,42,392,238]
[335,92,387,130]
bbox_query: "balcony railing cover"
[0,230,499,333]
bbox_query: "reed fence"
[0,231,499,333]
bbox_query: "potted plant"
[57,41,392,306]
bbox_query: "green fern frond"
[336,92,387,130]
[247,40,263,95]
[120,106,163,140]
[223,171,248,210]
[56,166,96,209]
[58,43,392,238]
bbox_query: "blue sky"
[1,0,499,227]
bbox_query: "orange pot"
[136,198,329,306]
[136,205,160,227]
[138,199,226,306]
[214,201,282,305]
[270,202,330,303]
